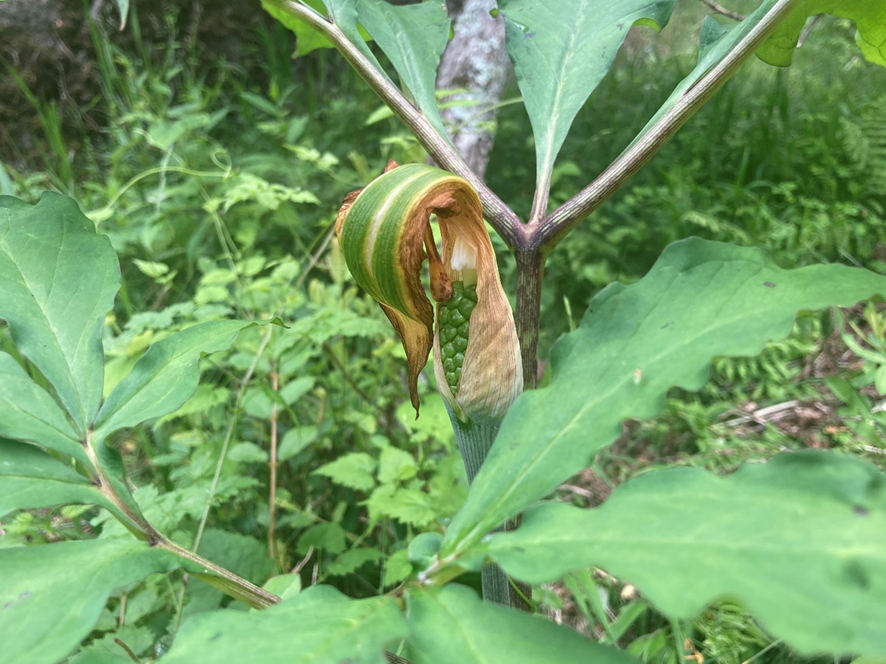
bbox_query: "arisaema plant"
[2,1,886,662]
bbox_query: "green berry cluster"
[438,281,478,395]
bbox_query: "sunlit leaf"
[486,452,886,656]
[758,0,886,67]
[442,238,886,555]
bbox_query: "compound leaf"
[442,238,886,555]
[486,452,886,656]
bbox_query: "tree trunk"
[436,0,510,183]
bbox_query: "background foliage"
[1,0,885,662]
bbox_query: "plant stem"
[449,415,512,606]
[514,247,545,390]
[450,414,499,486]
[449,415,530,609]
[156,539,280,609]
[269,365,279,561]
[539,0,804,249]
[262,0,523,248]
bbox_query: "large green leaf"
[92,320,253,440]
[357,0,451,141]
[758,0,886,67]
[161,585,408,664]
[499,0,676,200]
[442,239,886,555]
[485,452,886,656]
[0,193,119,434]
[0,351,89,467]
[0,539,199,664]
[0,439,116,518]
[406,584,641,664]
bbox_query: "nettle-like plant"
[3,1,886,662]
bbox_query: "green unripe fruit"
[438,280,478,395]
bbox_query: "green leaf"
[0,539,197,664]
[357,0,452,141]
[69,653,133,664]
[378,445,417,484]
[633,0,886,148]
[405,584,642,664]
[0,193,119,433]
[364,485,438,527]
[93,320,252,440]
[383,548,412,587]
[499,0,676,200]
[0,351,90,467]
[263,0,333,56]
[298,522,349,555]
[278,424,319,461]
[161,586,408,664]
[442,238,886,555]
[327,547,383,577]
[263,573,302,600]
[486,452,886,656]
[262,0,382,67]
[313,451,376,491]
[0,439,117,519]
[758,0,886,68]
